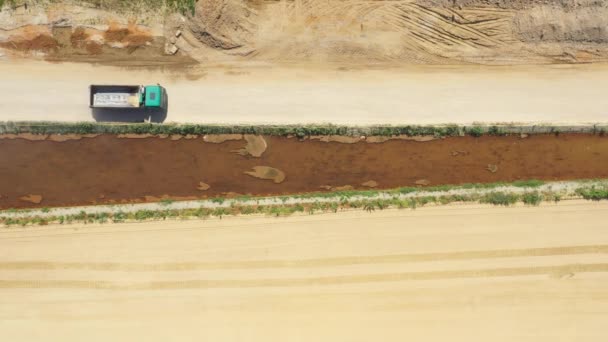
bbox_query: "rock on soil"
[0,133,48,141]
[20,194,43,204]
[319,185,355,191]
[333,185,355,191]
[164,43,179,55]
[48,134,100,142]
[233,135,267,157]
[451,150,469,156]
[244,166,285,184]
[221,192,243,198]
[361,180,379,188]
[144,194,198,202]
[309,136,361,144]
[487,164,499,173]
[117,134,155,139]
[415,179,431,186]
[197,182,211,191]
[365,135,438,143]
[203,134,243,143]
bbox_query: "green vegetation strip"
[1,0,196,14]
[269,179,547,202]
[3,183,608,227]
[2,122,608,138]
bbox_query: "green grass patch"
[210,197,225,205]
[3,122,603,139]
[159,199,174,206]
[479,192,520,206]
[576,186,608,201]
[0,184,600,227]
[466,126,484,137]
[521,192,543,206]
[511,179,545,188]
[44,0,196,15]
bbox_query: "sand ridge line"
[2,245,608,271]
[2,263,607,290]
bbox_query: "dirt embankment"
[0,3,195,65]
[171,0,608,64]
[1,0,607,65]
[1,133,608,209]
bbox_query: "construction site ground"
[2,1,608,340]
[1,133,608,209]
[2,201,608,341]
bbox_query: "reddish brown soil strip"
[104,22,153,47]
[0,34,58,52]
[1,134,608,209]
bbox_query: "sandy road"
[1,60,608,124]
[1,201,608,341]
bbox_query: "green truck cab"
[90,84,167,109]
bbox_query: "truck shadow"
[92,91,169,123]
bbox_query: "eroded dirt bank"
[1,133,608,209]
[1,1,607,65]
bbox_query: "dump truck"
[89,84,167,109]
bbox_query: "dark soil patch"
[1,134,608,209]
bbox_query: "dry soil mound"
[244,166,286,184]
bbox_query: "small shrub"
[522,192,542,206]
[159,199,174,206]
[210,197,225,204]
[545,193,562,203]
[480,192,519,206]
[512,179,544,188]
[240,206,255,215]
[576,186,608,201]
[488,126,504,136]
[467,126,484,137]
[363,202,375,212]
[113,211,126,222]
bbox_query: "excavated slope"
[1,0,607,64]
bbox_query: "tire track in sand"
[1,263,607,290]
[1,245,608,271]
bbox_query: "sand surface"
[1,60,608,124]
[1,201,608,341]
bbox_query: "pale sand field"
[1,60,607,125]
[1,200,608,341]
